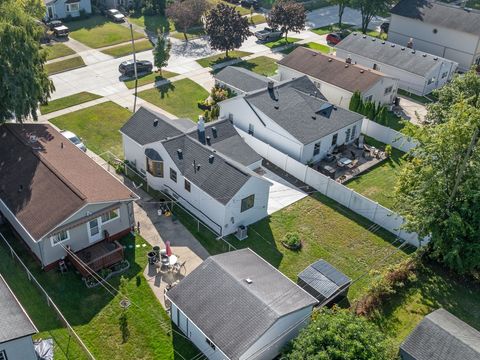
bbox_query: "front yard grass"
[0,228,199,360]
[45,56,86,75]
[128,14,171,33]
[248,14,266,25]
[68,15,144,48]
[101,39,153,58]
[280,42,331,55]
[234,56,278,76]
[50,101,132,158]
[123,70,179,89]
[263,37,300,49]
[40,92,101,114]
[196,50,252,68]
[138,78,208,119]
[44,43,76,60]
[310,23,355,36]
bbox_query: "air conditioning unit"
[235,225,248,241]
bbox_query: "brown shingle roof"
[0,124,135,240]
[278,47,386,93]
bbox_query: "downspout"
[37,238,46,269]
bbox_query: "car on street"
[326,30,350,45]
[240,0,260,10]
[60,130,86,152]
[106,9,125,22]
[255,27,283,42]
[118,60,153,77]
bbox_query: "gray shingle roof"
[391,0,480,36]
[245,76,363,144]
[0,275,37,343]
[401,309,480,360]
[336,33,455,76]
[166,249,318,360]
[298,260,351,300]
[215,66,271,93]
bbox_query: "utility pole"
[129,22,138,113]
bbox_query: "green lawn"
[234,56,278,76]
[398,89,434,104]
[138,78,208,120]
[128,14,171,33]
[362,29,387,40]
[50,101,132,158]
[346,137,406,209]
[123,70,179,89]
[196,50,252,68]
[68,16,144,48]
[208,0,251,15]
[45,56,86,75]
[101,39,153,58]
[44,43,76,60]
[280,42,331,55]
[263,37,300,48]
[310,24,355,36]
[249,14,266,25]
[40,92,101,114]
[0,228,199,360]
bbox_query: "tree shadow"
[155,81,176,99]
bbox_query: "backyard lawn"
[123,70,178,89]
[196,50,252,68]
[0,228,199,360]
[234,56,278,76]
[40,92,101,114]
[44,43,75,61]
[50,101,132,158]
[45,56,86,75]
[68,16,144,48]
[101,39,153,58]
[138,78,208,119]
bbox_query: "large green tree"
[268,0,306,42]
[0,0,53,123]
[284,308,393,360]
[166,0,209,42]
[153,32,171,74]
[329,0,351,27]
[351,0,393,33]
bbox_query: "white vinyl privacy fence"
[362,118,419,153]
[237,126,425,247]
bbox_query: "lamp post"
[127,21,138,113]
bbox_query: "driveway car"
[60,130,86,152]
[106,9,125,22]
[118,60,153,77]
[46,20,63,31]
[53,25,69,38]
[380,22,389,33]
[255,27,283,42]
[326,30,350,45]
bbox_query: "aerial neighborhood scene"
[1,0,480,358]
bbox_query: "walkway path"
[63,37,113,65]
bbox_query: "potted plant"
[282,232,302,250]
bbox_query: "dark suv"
[118,60,153,77]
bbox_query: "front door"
[88,218,102,243]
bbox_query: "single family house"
[44,0,92,20]
[165,248,318,360]
[0,124,137,271]
[278,47,399,108]
[335,33,458,96]
[389,0,480,72]
[215,66,274,95]
[120,107,271,236]
[0,275,38,360]
[219,75,364,163]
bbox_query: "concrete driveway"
[262,168,308,214]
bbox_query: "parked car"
[240,0,260,10]
[106,9,125,22]
[46,20,63,31]
[60,130,86,152]
[326,30,350,45]
[118,60,153,77]
[255,27,283,42]
[380,22,389,33]
[53,25,69,38]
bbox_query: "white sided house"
[335,33,458,96]
[120,107,271,236]
[44,0,92,20]
[219,76,364,164]
[165,248,318,360]
[0,124,137,271]
[388,0,480,72]
[278,47,399,108]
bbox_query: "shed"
[297,259,351,305]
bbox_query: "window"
[50,230,69,246]
[384,85,393,95]
[206,338,216,351]
[89,218,100,237]
[427,77,435,85]
[184,179,191,192]
[331,133,338,146]
[345,128,351,142]
[170,168,177,183]
[66,2,80,12]
[0,350,7,360]
[248,123,254,135]
[313,142,321,156]
[241,194,255,213]
[146,158,164,177]
[101,209,119,223]
[441,71,448,79]
[475,56,480,65]
[351,125,357,141]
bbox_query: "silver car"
[60,130,87,152]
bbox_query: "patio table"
[169,255,178,266]
[337,157,352,167]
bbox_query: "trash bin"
[152,246,160,259]
[147,251,157,265]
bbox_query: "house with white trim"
[44,0,92,20]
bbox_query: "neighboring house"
[389,0,480,72]
[335,33,458,96]
[0,124,137,271]
[278,47,399,108]
[120,107,271,236]
[166,248,318,360]
[219,75,364,163]
[215,66,274,95]
[0,275,38,360]
[44,0,92,20]
[400,308,480,360]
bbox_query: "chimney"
[346,55,352,64]
[267,81,274,90]
[197,116,206,144]
[211,126,217,138]
[209,155,214,163]
[407,38,414,49]
[153,118,158,127]
[177,148,183,159]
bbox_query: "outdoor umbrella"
[166,240,172,257]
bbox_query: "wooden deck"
[69,240,124,277]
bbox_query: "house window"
[313,142,321,156]
[475,56,480,65]
[66,2,80,12]
[170,168,177,183]
[441,71,448,79]
[0,350,7,360]
[50,230,69,246]
[241,194,255,213]
[101,209,119,223]
[351,125,357,141]
[384,86,393,95]
[427,77,435,85]
[206,338,216,351]
[331,133,338,146]
[248,123,254,135]
[345,128,351,142]
[89,219,100,238]
[146,158,164,177]
[184,179,191,192]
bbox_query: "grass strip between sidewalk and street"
[40,92,102,114]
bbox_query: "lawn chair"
[174,260,187,274]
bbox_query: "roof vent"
[360,69,364,73]
[267,81,274,90]
[346,56,352,64]
[312,115,316,120]
[61,142,64,149]
[401,47,405,50]
[381,41,386,44]
[362,35,366,38]
[328,58,333,62]
[153,119,158,127]
[391,44,395,47]
[312,53,317,56]
[433,57,438,60]
[412,50,416,54]
[177,149,183,159]
[422,53,427,57]
[345,64,349,68]
[372,38,376,41]
[274,105,279,109]
[211,126,218,138]
[209,155,214,163]
[245,278,253,284]
[206,136,211,145]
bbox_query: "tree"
[394,102,480,274]
[284,308,393,360]
[268,0,306,42]
[426,68,480,124]
[329,0,351,27]
[349,90,362,112]
[0,0,53,123]
[205,3,251,57]
[166,0,209,42]
[143,0,167,15]
[351,0,393,34]
[153,32,171,74]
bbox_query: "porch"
[69,240,124,277]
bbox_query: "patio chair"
[174,260,187,274]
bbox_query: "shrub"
[210,85,234,104]
[385,144,392,158]
[282,232,301,250]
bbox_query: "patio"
[69,240,124,277]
